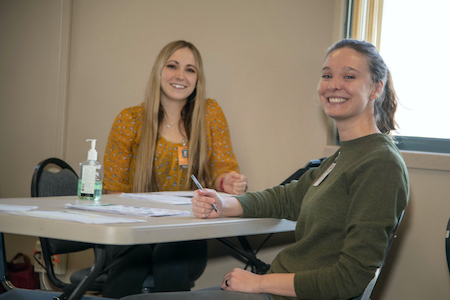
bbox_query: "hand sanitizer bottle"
[78,139,103,200]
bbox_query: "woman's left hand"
[220,171,247,195]
[221,268,262,293]
[221,268,297,297]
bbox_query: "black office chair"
[349,210,405,300]
[279,157,327,186]
[30,158,106,292]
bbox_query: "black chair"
[30,158,106,293]
[350,210,405,300]
[279,157,327,186]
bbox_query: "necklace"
[165,120,177,129]
[164,115,179,129]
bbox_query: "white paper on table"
[154,191,235,197]
[0,204,38,212]
[5,210,145,224]
[65,203,190,217]
[119,193,192,205]
[119,191,235,205]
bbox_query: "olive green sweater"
[237,134,409,300]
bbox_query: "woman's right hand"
[192,189,244,219]
[191,189,222,219]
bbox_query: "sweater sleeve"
[237,168,317,221]
[103,106,141,193]
[205,99,240,181]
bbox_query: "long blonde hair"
[133,41,211,192]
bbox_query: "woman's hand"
[221,268,297,297]
[191,189,222,219]
[221,268,262,293]
[219,171,247,195]
[191,189,244,219]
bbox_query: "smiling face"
[318,47,382,129]
[160,47,198,104]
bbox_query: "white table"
[0,194,296,300]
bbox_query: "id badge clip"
[178,139,188,169]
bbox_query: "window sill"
[323,146,450,172]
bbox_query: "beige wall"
[1,0,449,299]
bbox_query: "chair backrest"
[280,157,326,186]
[31,157,78,197]
[350,210,405,300]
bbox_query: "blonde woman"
[104,40,247,195]
[102,40,247,298]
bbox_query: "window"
[346,0,450,153]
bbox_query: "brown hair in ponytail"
[326,39,398,135]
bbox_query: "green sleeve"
[236,168,316,221]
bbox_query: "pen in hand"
[191,174,218,212]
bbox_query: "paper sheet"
[119,193,192,205]
[5,210,145,224]
[119,191,235,205]
[65,203,190,217]
[0,204,38,212]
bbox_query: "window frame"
[343,0,450,155]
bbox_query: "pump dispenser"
[78,139,103,200]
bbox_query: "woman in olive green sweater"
[120,40,409,300]
[233,133,408,299]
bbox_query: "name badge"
[178,139,188,169]
[313,152,340,186]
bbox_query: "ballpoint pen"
[191,174,218,212]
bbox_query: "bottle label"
[81,165,97,194]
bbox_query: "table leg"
[216,237,270,274]
[53,245,107,300]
